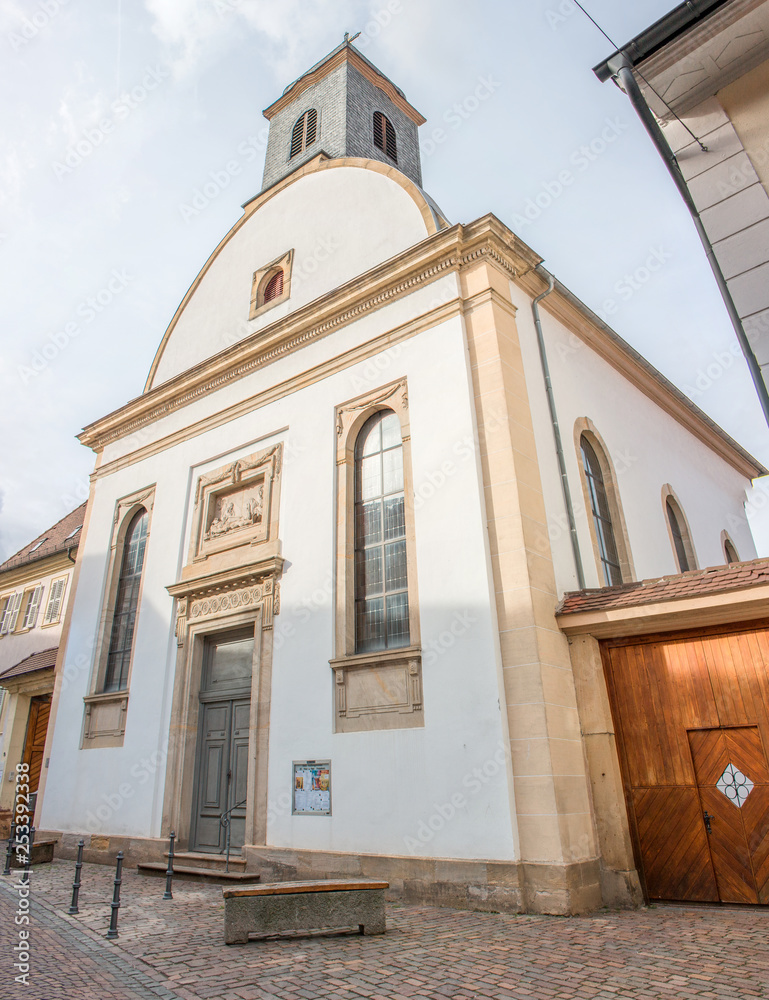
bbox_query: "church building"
[36,39,769,914]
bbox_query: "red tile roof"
[556,557,769,616]
[0,647,57,682]
[0,504,86,574]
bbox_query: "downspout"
[531,265,586,590]
[608,56,769,428]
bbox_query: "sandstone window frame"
[249,249,293,320]
[574,418,635,587]
[721,530,740,564]
[82,485,155,749]
[331,379,423,734]
[661,485,698,573]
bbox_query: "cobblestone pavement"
[1,860,769,1000]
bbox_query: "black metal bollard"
[163,831,175,900]
[68,840,85,914]
[106,852,123,939]
[24,828,35,876]
[2,821,16,876]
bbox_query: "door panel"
[604,624,769,905]
[631,787,718,901]
[689,728,762,905]
[227,699,250,850]
[23,695,51,794]
[191,698,252,853]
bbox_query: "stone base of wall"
[41,831,640,915]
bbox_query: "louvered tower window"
[263,270,284,303]
[104,509,148,692]
[373,111,397,162]
[290,108,318,159]
[354,410,409,652]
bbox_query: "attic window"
[290,108,318,159]
[263,270,284,304]
[373,111,397,162]
[65,526,81,540]
[249,249,293,320]
[30,538,48,552]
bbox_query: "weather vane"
[343,31,361,44]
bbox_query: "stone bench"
[222,878,388,944]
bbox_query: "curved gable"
[146,157,440,390]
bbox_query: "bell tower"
[261,38,426,192]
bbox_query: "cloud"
[144,0,359,81]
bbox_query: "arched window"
[290,108,318,158]
[103,509,148,692]
[354,410,409,652]
[665,497,692,572]
[262,269,284,304]
[724,537,740,564]
[373,111,397,162]
[580,436,622,586]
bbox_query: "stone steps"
[137,861,257,883]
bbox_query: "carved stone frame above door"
[163,555,282,850]
[187,443,282,567]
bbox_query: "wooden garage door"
[603,623,769,904]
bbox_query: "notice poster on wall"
[292,760,331,815]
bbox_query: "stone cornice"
[78,216,539,453]
[166,556,284,601]
[77,209,761,484]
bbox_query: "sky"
[1,0,768,562]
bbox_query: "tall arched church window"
[263,269,284,304]
[724,537,739,564]
[373,111,397,162]
[580,436,622,587]
[290,108,318,158]
[103,509,149,692]
[354,410,409,652]
[665,497,691,572]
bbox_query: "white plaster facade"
[35,42,764,914]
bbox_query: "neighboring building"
[36,39,767,914]
[0,504,85,833]
[594,0,769,410]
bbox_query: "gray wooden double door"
[190,631,254,853]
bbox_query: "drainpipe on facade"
[607,56,769,428]
[531,265,586,590]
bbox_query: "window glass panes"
[204,635,254,692]
[580,437,622,587]
[104,510,149,692]
[666,500,690,572]
[354,410,410,652]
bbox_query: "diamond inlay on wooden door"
[717,763,754,808]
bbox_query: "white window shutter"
[22,585,44,629]
[0,597,10,635]
[43,578,66,625]
[3,592,24,634]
